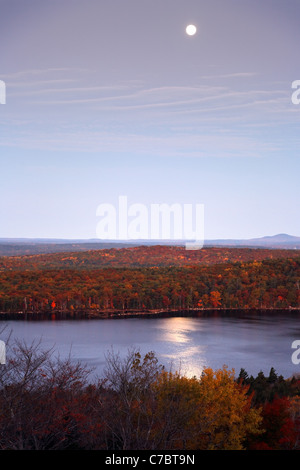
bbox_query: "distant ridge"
[203,233,300,249]
[0,234,299,256]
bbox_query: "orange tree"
[151,366,263,450]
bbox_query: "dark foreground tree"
[0,339,104,450]
[101,348,164,449]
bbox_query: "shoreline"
[1,307,300,321]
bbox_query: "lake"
[1,312,300,380]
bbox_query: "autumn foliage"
[1,246,300,450]
[1,343,300,450]
[0,246,299,315]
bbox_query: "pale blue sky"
[1,0,300,240]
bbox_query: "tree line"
[0,256,299,313]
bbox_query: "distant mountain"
[0,234,299,256]
[204,234,300,249]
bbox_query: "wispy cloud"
[4,67,288,117]
[200,72,259,80]
[1,68,76,80]
[1,67,297,159]
[10,78,288,120]
[0,122,283,159]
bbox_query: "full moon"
[186,24,197,36]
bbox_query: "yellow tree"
[189,366,263,450]
[151,366,262,450]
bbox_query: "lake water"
[1,312,300,380]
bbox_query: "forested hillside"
[0,246,299,315]
[0,245,299,271]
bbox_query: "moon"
[186,24,197,36]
